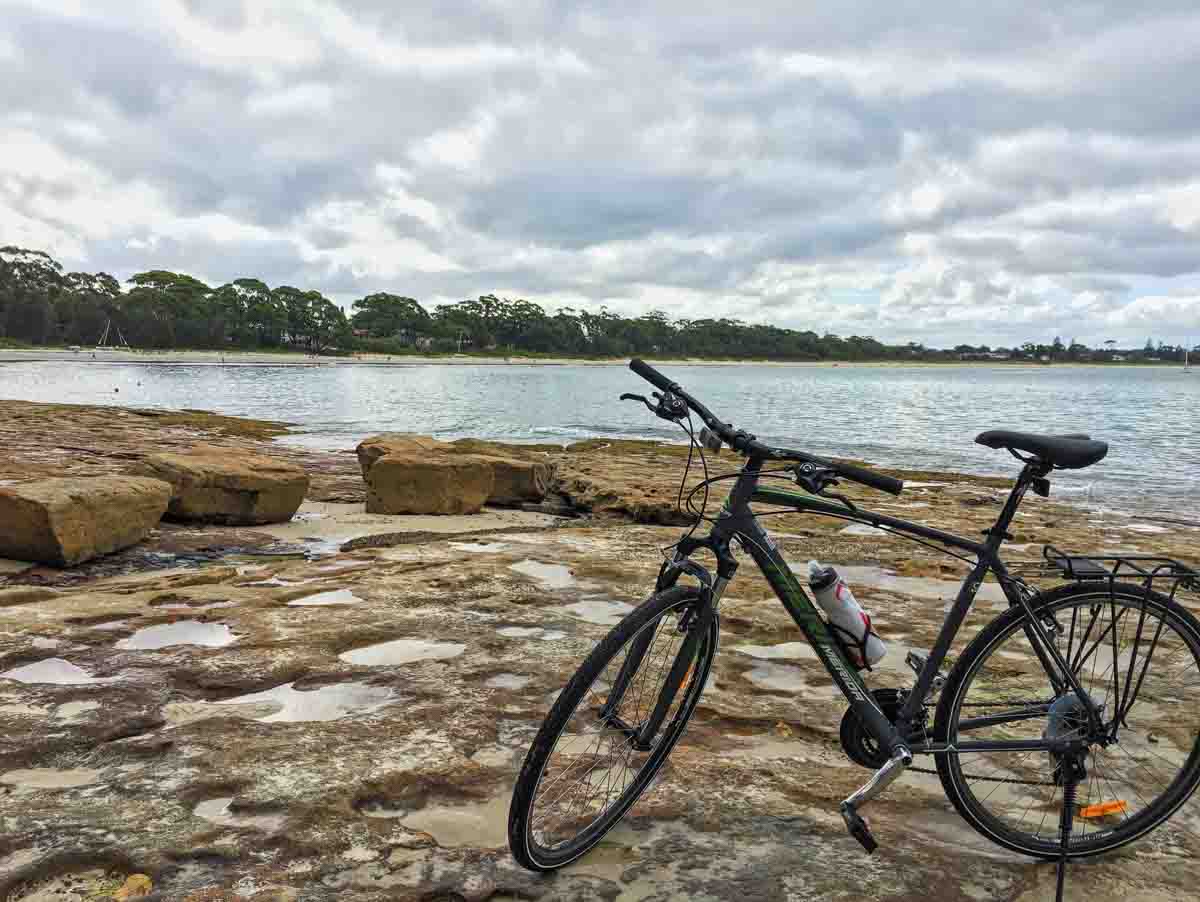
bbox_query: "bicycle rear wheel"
[935,581,1200,859]
[508,586,716,871]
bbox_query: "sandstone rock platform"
[2,400,1198,901]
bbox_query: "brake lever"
[794,465,857,511]
[619,392,657,413]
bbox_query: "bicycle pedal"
[840,803,878,854]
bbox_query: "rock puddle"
[563,598,634,625]
[509,559,576,589]
[486,673,532,690]
[287,588,362,606]
[115,620,238,650]
[216,681,393,722]
[497,625,565,640]
[0,658,115,685]
[448,541,510,553]
[360,794,510,848]
[743,662,837,698]
[193,797,285,832]
[339,638,466,667]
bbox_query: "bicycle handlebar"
[628,358,904,496]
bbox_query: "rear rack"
[1037,544,1200,591]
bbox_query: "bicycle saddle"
[974,430,1108,470]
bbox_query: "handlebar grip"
[629,358,678,393]
[835,461,904,496]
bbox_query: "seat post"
[985,461,1050,550]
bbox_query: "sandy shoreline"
[0,347,1166,368]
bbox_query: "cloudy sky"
[2,1,1200,346]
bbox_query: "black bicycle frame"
[631,456,1104,760]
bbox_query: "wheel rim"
[524,598,712,861]
[944,590,1200,854]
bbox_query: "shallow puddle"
[193,797,285,832]
[563,599,633,626]
[509,559,576,589]
[839,523,889,537]
[733,642,817,662]
[448,541,510,553]
[498,626,544,638]
[115,620,237,650]
[217,681,392,722]
[497,625,568,641]
[287,589,362,607]
[399,794,510,848]
[0,767,102,789]
[0,658,114,685]
[153,599,236,611]
[486,673,532,690]
[743,662,835,698]
[339,638,466,667]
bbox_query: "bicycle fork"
[599,578,725,750]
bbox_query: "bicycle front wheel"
[935,581,1200,859]
[508,586,716,871]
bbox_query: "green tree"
[350,293,430,340]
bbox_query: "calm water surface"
[2,361,1196,514]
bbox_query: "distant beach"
[0,347,1171,368]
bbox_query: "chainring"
[839,688,909,769]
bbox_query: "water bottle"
[807,561,887,669]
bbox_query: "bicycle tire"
[508,586,716,871]
[934,581,1200,859]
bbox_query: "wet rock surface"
[1,400,1199,900]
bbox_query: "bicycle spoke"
[523,596,710,856]
[944,590,1200,856]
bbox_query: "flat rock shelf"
[1,399,1198,901]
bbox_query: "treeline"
[0,245,910,359]
[1,246,1193,362]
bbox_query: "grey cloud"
[3,1,1200,346]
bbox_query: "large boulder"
[133,446,309,525]
[364,452,495,515]
[449,439,555,505]
[356,434,554,508]
[0,476,171,566]
[355,433,452,480]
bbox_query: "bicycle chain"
[902,700,1056,787]
[905,763,1053,786]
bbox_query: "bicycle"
[508,359,1200,899]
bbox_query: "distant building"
[958,351,1011,360]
